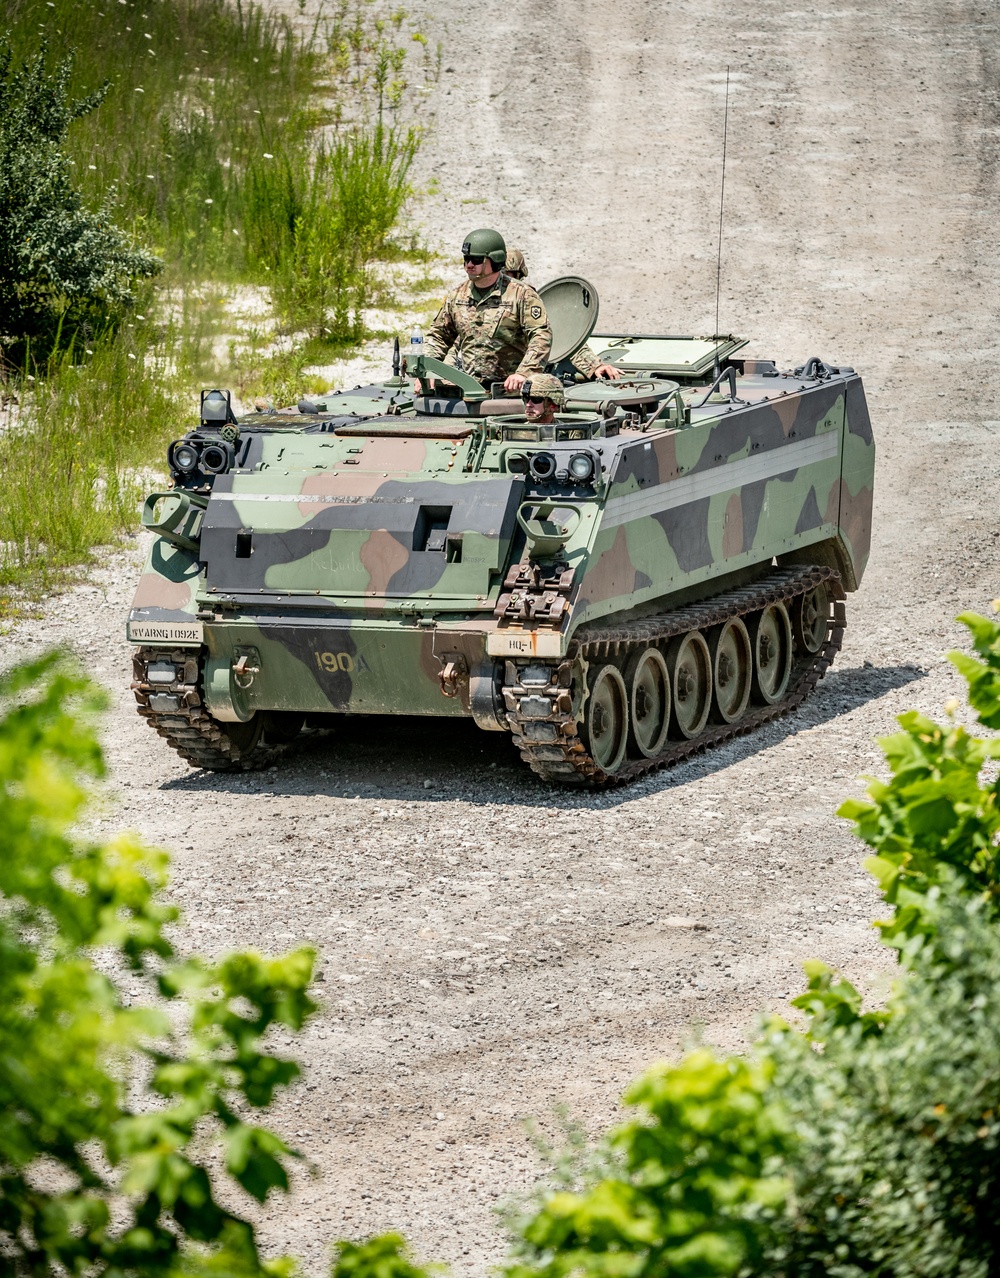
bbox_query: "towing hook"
[438,653,469,698]
[233,654,260,687]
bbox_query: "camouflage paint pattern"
[128,341,875,725]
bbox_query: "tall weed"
[1,0,436,608]
[0,321,180,606]
[254,121,420,340]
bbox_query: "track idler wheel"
[624,647,671,758]
[582,663,629,774]
[217,714,263,755]
[749,602,793,704]
[667,630,712,739]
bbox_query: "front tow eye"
[233,649,261,688]
[438,653,468,698]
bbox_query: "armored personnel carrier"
[128,281,874,786]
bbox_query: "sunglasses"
[463,254,486,265]
[522,395,546,405]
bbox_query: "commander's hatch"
[588,334,748,380]
[537,276,600,363]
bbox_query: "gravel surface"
[7,0,1000,1271]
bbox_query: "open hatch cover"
[589,334,748,376]
[537,276,600,363]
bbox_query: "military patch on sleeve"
[530,305,542,320]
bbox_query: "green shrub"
[761,884,1000,1278]
[2,0,325,285]
[0,651,315,1274]
[0,42,161,352]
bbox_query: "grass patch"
[0,317,182,610]
[1,0,440,612]
[4,0,324,281]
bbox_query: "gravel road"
[6,0,1000,1271]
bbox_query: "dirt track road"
[7,0,1000,1271]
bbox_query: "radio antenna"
[713,65,731,378]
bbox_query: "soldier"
[503,247,622,382]
[421,229,551,394]
[521,373,564,425]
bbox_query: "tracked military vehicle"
[128,280,874,786]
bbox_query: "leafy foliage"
[508,1053,790,1278]
[761,885,1000,1278]
[0,43,161,348]
[331,1234,438,1278]
[493,607,1000,1278]
[839,609,1000,953]
[0,652,315,1275]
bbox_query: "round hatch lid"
[563,379,680,411]
[536,276,600,363]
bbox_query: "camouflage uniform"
[568,345,605,377]
[424,275,552,387]
[497,248,608,379]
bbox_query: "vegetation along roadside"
[0,0,440,615]
[6,604,1000,1273]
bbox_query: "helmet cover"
[522,372,564,407]
[461,227,507,268]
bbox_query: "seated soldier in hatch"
[504,248,622,382]
[521,373,566,425]
[420,229,551,394]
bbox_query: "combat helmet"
[505,247,528,279]
[522,372,564,407]
[462,228,506,268]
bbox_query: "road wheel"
[583,663,629,774]
[219,713,265,755]
[794,583,830,654]
[749,602,793,704]
[625,647,671,758]
[667,630,712,739]
[709,618,752,723]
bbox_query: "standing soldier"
[422,229,551,393]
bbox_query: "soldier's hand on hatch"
[594,363,623,380]
[413,377,436,393]
[504,372,527,393]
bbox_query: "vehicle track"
[507,567,844,785]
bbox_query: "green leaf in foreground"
[0,650,315,1275]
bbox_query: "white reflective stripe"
[603,431,840,529]
[212,492,417,505]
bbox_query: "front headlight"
[568,451,596,483]
[170,441,200,472]
[200,442,235,475]
[528,451,557,481]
